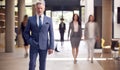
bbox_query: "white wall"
[85,0,94,23]
[114,0,120,38]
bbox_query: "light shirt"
[37,14,44,26]
[88,22,95,38]
[73,22,78,32]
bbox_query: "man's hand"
[48,49,53,55]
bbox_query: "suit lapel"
[39,16,47,31]
[33,15,39,30]
[43,16,47,25]
[34,15,37,26]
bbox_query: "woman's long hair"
[87,15,95,23]
[71,14,81,26]
[23,15,28,22]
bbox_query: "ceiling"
[45,0,81,11]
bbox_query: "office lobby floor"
[0,41,120,70]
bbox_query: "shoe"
[24,53,28,58]
[74,59,77,64]
[91,60,93,63]
[91,59,93,63]
[55,47,60,52]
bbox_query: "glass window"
[81,7,85,28]
[26,7,32,16]
[52,11,73,40]
[0,0,17,5]
[74,10,79,15]
[25,0,32,5]
[46,10,51,17]
[81,0,85,6]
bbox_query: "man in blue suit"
[24,1,54,70]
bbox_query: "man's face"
[36,4,45,15]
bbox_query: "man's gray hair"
[35,0,45,6]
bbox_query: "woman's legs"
[23,37,29,58]
[72,48,76,59]
[24,45,29,58]
[87,39,95,63]
[72,47,79,64]
[87,42,90,60]
[75,47,79,59]
[90,39,95,63]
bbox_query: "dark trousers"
[29,47,47,70]
[60,33,64,42]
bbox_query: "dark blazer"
[59,22,66,33]
[24,15,54,50]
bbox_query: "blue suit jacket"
[24,15,54,50]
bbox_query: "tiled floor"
[0,41,120,70]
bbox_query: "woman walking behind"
[21,15,29,58]
[68,14,82,64]
[84,15,99,63]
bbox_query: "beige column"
[5,0,15,52]
[32,0,37,15]
[85,0,94,22]
[17,0,25,47]
[102,0,112,45]
[32,4,36,16]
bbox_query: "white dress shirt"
[37,14,44,27]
